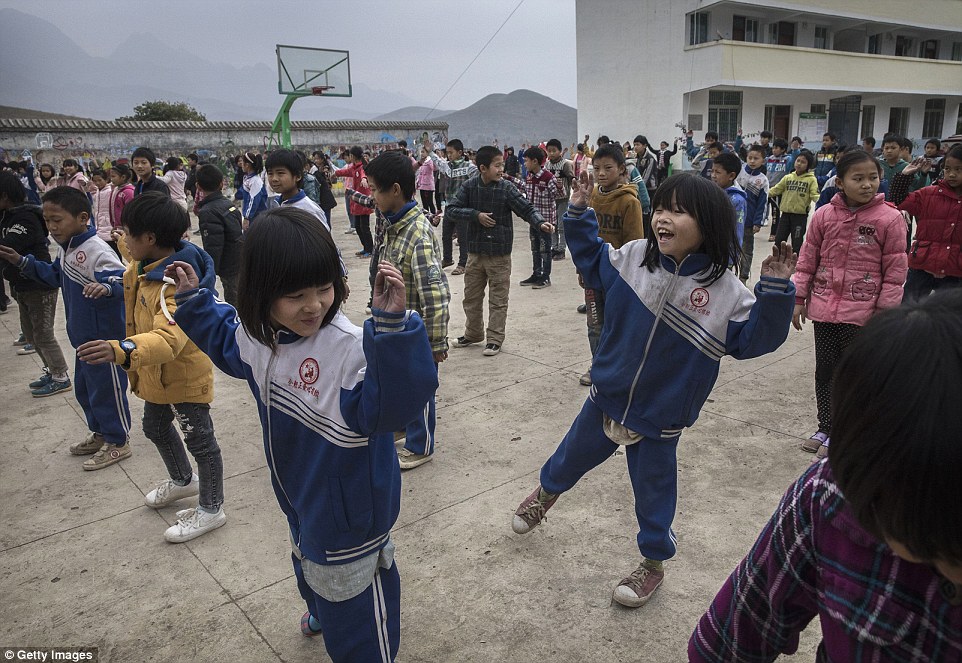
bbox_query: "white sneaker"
[145,474,200,508]
[164,507,227,543]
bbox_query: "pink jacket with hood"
[793,192,907,326]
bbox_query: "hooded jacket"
[1,204,55,293]
[768,170,819,215]
[109,240,217,404]
[196,191,243,276]
[793,193,907,326]
[589,183,644,248]
[172,291,436,567]
[19,227,126,345]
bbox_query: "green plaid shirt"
[381,203,450,353]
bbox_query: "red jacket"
[793,193,907,326]
[334,162,373,216]
[898,179,962,278]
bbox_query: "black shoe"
[519,275,539,286]
[577,304,587,314]
[453,336,481,348]
[531,278,551,289]
[552,251,566,261]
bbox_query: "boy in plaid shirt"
[446,146,553,357]
[363,151,450,470]
[503,145,561,289]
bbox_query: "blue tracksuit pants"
[74,357,131,446]
[403,364,437,456]
[293,554,401,662]
[539,398,679,562]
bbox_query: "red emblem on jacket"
[690,288,709,308]
[299,358,319,385]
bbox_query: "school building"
[576,0,962,152]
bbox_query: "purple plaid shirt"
[690,461,962,662]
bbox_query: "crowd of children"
[1,122,960,661]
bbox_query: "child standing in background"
[107,164,135,257]
[161,157,189,215]
[239,151,267,228]
[768,149,818,254]
[792,150,907,459]
[766,138,794,241]
[503,145,561,289]
[736,145,770,283]
[416,146,437,215]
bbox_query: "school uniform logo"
[299,358,319,385]
[75,250,87,264]
[690,288,710,308]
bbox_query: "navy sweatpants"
[403,364,437,457]
[293,554,401,662]
[75,357,131,446]
[539,398,679,562]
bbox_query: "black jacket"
[196,192,243,275]
[134,175,170,197]
[0,205,55,292]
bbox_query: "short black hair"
[704,131,719,142]
[925,138,941,149]
[265,149,304,181]
[882,133,902,146]
[132,146,156,163]
[398,139,408,148]
[187,153,199,162]
[475,145,501,169]
[110,163,133,182]
[195,164,223,192]
[862,136,876,148]
[364,150,416,199]
[759,130,772,139]
[712,151,742,176]
[773,138,789,150]
[90,168,107,179]
[946,144,962,162]
[835,149,881,180]
[823,132,836,141]
[633,135,649,146]
[646,173,740,285]
[592,144,626,168]
[0,170,26,204]
[446,139,465,154]
[898,136,913,150]
[236,207,346,350]
[523,146,546,165]
[706,142,722,154]
[794,149,816,172]
[747,144,767,157]
[42,186,91,217]
[121,191,189,248]
[597,135,611,146]
[830,288,962,563]
[546,138,562,150]
[791,136,802,144]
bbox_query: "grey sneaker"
[398,448,433,470]
[512,485,559,534]
[70,432,105,455]
[612,561,665,608]
[145,474,201,508]
[82,442,132,471]
[482,343,501,356]
[164,507,227,543]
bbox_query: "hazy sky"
[7,0,577,110]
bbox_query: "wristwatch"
[120,339,136,369]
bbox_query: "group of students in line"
[1,122,961,660]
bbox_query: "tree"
[117,100,206,122]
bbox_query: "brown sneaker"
[451,265,465,276]
[512,485,559,534]
[82,442,132,471]
[70,432,105,455]
[612,561,664,607]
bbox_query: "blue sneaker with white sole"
[29,372,52,390]
[31,378,72,398]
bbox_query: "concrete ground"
[0,208,823,662]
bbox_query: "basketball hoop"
[310,85,333,96]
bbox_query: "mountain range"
[0,8,576,147]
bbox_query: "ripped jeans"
[142,401,223,511]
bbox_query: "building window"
[732,16,759,43]
[688,114,704,131]
[953,42,962,61]
[868,34,881,54]
[811,104,826,114]
[888,107,910,136]
[895,36,914,57]
[814,27,829,49]
[861,105,876,140]
[767,21,796,46]
[708,90,742,142]
[689,11,709,45]
[922,99,946,138]
[919,39,939,59]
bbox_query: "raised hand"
[760,241,797,280]
[902,157,926,176]
[163,260,200,294]
[372,261,405,314]
[570,170,594,207]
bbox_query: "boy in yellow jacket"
[768,149,819,255]
[77,192,227,543]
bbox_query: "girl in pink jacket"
[416,147,436,215]
[792,150,908,458]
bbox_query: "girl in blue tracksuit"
[167,207,437,663]
[512,172,797,609]
[239,151,267,225]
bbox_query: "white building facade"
[576,0,962,154]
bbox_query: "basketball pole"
[268,94,299,150]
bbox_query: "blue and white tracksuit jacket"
[565,204,795,440]
[173,292,437,568]
[19,228,131,444]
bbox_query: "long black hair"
[642,173,740,285]
[235,206,346,350]
[830,288,962,563]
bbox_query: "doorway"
[828,95,862,146]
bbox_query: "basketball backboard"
[276,45,352,97]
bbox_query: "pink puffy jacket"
[793,193,907,326]
[416,158,435,191]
